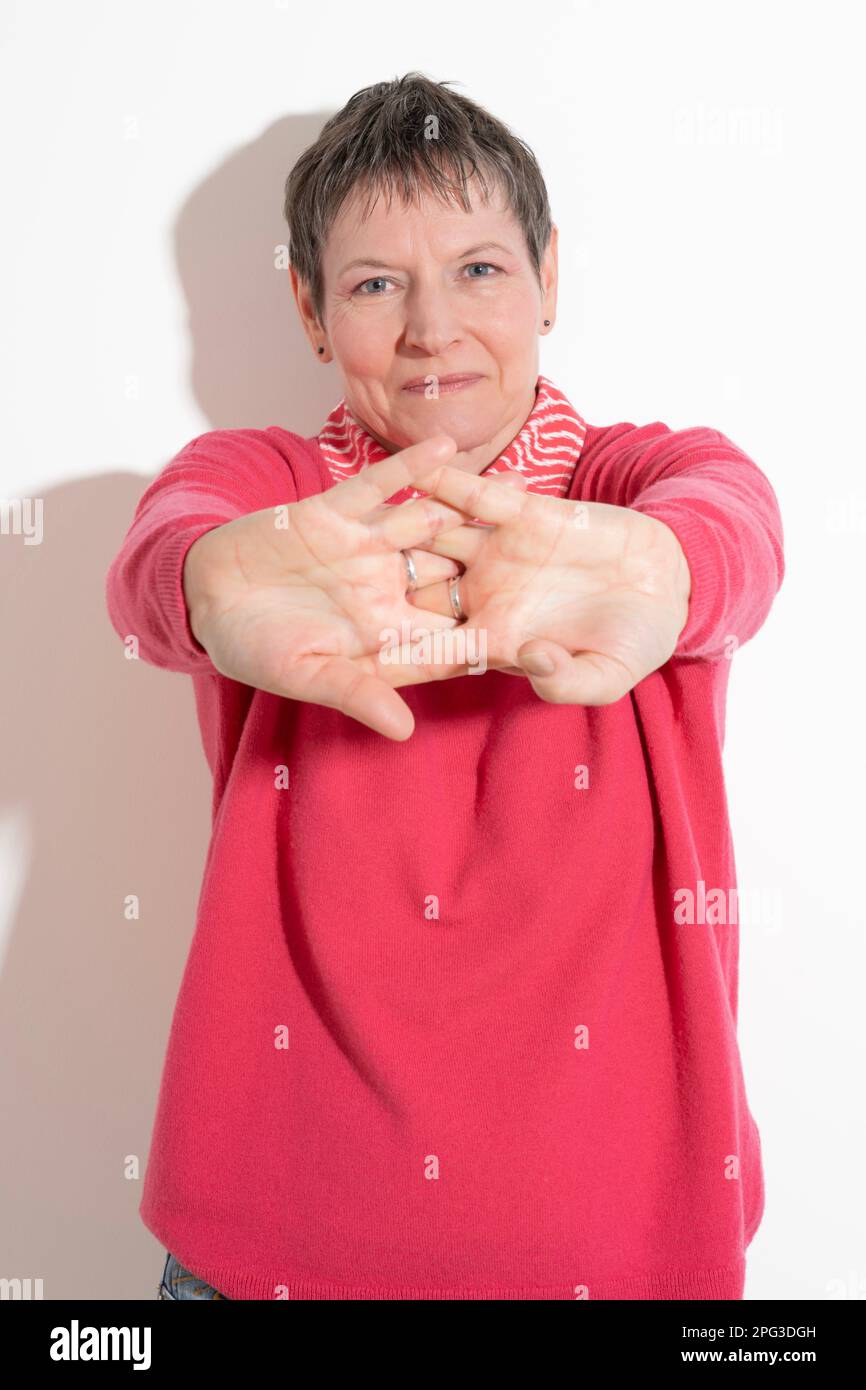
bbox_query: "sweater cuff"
[629,500,728,660]
[153,522,227,669]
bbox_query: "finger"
[371,623,470,686]
[375,653,471,688]
[413,464,528,525]
[426,468,527,534]
[484,469,528,492]
[515,641,638,705]
[391,601,462,631]
[427,465,527,496]
[289,652,417,740]
[371,604,491,686]
[374,641,524,686]
[415,523,488,566]
[402,548,463,588]
[380,656,529,685]
[377,463,527,554]
[373,633,477,687]
[370,629,526,687]
[326,435,457,519]
[426,466,526,528]
[372,492,471,552]
[405,577,455,619]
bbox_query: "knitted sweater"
[105,376,784,1299]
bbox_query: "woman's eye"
[354,263,499,294]
[356,277,392,295]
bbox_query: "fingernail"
[521,652,554,676]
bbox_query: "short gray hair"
[283,71,553,324]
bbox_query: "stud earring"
[317,346,324,354]
[543,319,550,327]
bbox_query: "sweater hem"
[171,1262,746,1301]
[144,1214,745,1300]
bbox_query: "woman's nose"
[402,288,463,356]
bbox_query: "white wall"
[1,0,862,1300]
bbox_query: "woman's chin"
[393,390,492,452]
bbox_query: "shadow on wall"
[0,113,340,1298]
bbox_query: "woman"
[107,72,784,1301]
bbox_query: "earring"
[317,346,324,354]
[543,319,550,327]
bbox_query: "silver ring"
[402,549,418,592]
[449,576,466,622]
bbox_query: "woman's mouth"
[401,374,483,395]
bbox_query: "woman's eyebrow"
[459,241,515,260]
[337,241,516,275]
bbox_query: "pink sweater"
[105,378,784,1299]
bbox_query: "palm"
[457,513,680,675]
[184,436,471,738]
[198,502,444,683]
[407,470,691,703]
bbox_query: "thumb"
[516,641,633,706]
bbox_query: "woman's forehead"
[323,180,523,269]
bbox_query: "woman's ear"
[540,225,558,332]
[289,267,331,361]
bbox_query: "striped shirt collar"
[315,375,588,501]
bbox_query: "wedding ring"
[449,576,466,623]
[402,549,418,592]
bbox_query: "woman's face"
[292,177,558,460]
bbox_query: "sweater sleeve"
[608,425,786,661]
[104,428,302,675]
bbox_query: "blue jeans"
[156,1250,231,1299]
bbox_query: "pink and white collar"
[315,375,588,503]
